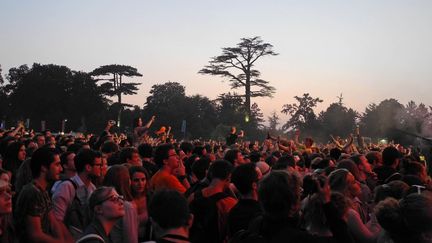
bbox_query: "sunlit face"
[131,172,147,194]
[98,190,125,220]
[18,145,26,161]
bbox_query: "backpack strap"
[76,233,105,243]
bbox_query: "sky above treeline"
[1,0,432,122]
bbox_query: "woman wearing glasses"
[77,187,125,243]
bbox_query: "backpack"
[61,179,91,240]
[189,190,230,243]
[76,233,105,243]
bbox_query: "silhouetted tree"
[199,36,277,116]
[268,111,281,134]
[5,63,107,132]
[281,93,323,134]
[90,64,142,127]
[318,103,358,138]
[359,99,404,142]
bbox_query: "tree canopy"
[199,36,278,116]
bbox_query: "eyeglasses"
[96,195,124,205]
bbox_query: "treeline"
[0,63,431,145]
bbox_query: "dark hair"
[231,163,258,195]
[224,149,240,165]
[193,146,206,157]
[249,151,261,163]
[101,141,119,154]
[154,144,174,168]
[276,155,296,168]
[336,159,361,181]
[376,192,432,243]
[119,147,139,164]
[149,190,190,229]
[329,148,342,161]
[104,165,133,201]
[180,142,194,155]
[60,151,74,167]
[259,171,301,218]
[191,157,210,181]
[138,143,153,158]
[366,151,380,165]
[374,180,409,203]
[382,147,400,167]
[74,149,102,173]
[30,147,60,178]
[3,141,25,174]
[129,166,150,197]
[207,160,233,181]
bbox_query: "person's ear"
[187,214,194,228]
[94,205,103,215]
[252,182,258,191]
[85,163,92,172]
[40,165,48,174]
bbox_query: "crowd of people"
[0,117,431,243]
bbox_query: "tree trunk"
[245,70,251,116]
[117,74,122,127]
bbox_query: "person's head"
[180,142,194,156]
[231,163,258,197]
[224,149,245,166]
[103,165,133,201]
[60,151,76,175]
[376,192,432,243]
[259,171,302,219]
[350,154,372,176]
[207,160,233,185]
[329,168,361,198]
[129,166,149,197]
[191,157,210,181]
[374,180,409,204]
[149,190,193,236]
[137,143,153,159]
[134,117,143,128]
[101,141,120,157]
[382,146,400,167]
[119,147,142,166]
[337,159,362,181]
[404,161,428,184]
[0,180,12,215]
[4,141,26,163]
[303,191,349,234]
[74,149,103,178]
[0,168,10,184]
[88,186,125,222]
[30,147,62,181]
[366,151,382,168]
[154,143,179,170]
[329,148,342,161]
[34,134,45,148]
[304,137,314,148]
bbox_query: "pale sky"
[1,0,432,123]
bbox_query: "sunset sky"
[1,0,431,123]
